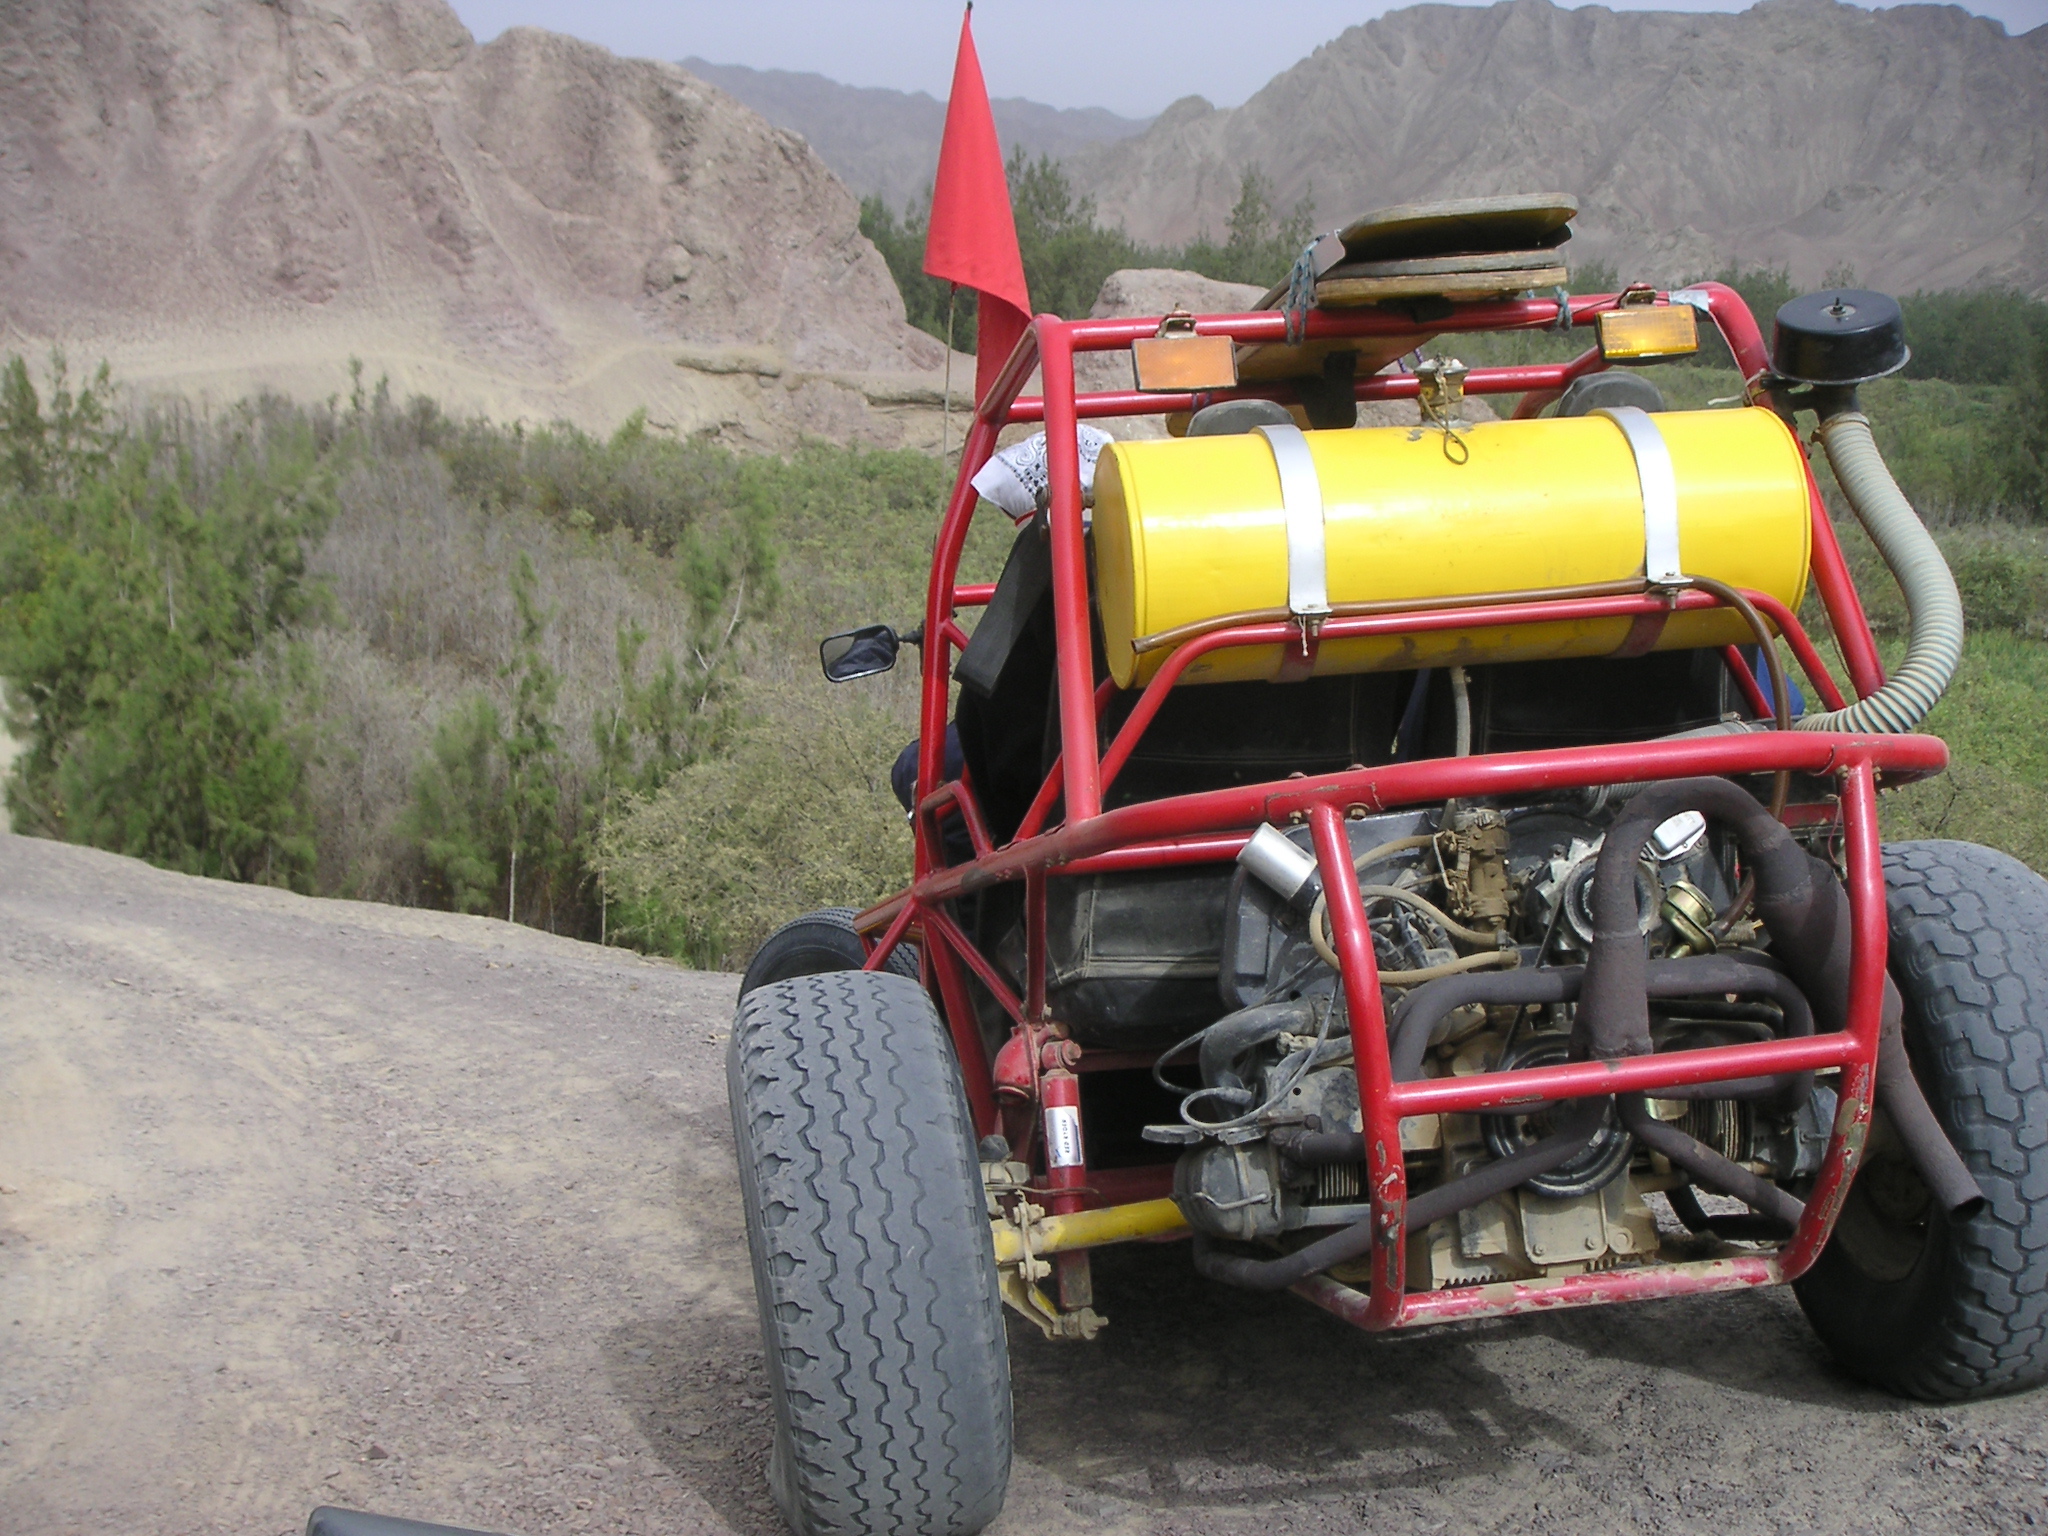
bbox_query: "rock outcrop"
[0,0,959,444]
[1066,0,2048,298]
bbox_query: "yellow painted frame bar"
[990,1197,1189,1264]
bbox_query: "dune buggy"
[724,196,2048,1536]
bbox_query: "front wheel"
[739,906,919,998]
[727,970,1012,1535]
[1794,840,2048,1400]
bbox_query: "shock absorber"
[1040,1061,1094,1311]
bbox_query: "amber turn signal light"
[1131,310,1239,392]
[1597,303,1699,362]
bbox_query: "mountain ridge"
[1063,0,2048,297]
[681,58,1152,209]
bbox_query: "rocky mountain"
[682,59,1151,210]
[1065,0,2048,298]
[0,0,957,445]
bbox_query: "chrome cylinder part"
[1238,823,1320,907]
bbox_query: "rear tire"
[727,971,1012,1535]
[739,907,919,997]
[1794,840,2048,1400]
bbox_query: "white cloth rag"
[970,425,1115,522]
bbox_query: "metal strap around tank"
[1594,405,1685,586]
[1254,423,1332,618]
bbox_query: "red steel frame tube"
[921,931,1000,1135]
[1686,281,1882,704]
[1748,592,1849,713]
[866,730,1942,925]
[1779,760,1884,1277]
[1038,321,1103,823]
[878,288,1922,1319]
[1802,460,1888,701]
[861,901,917,974]
[1723,645,1773,719]
[1312,804,1407,1325]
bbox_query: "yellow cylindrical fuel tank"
[1092,407,1811,688]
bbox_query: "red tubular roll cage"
[854,283,1944,1330]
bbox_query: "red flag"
[922,4,1031,405]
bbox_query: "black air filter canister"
[1770,289,1909,385]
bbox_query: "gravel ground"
[4,829,2048,1536]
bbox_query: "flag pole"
[942,283,957,467]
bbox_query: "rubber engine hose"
[1387,953,1815,1106]
[1796,411,1962,734]
[1198,998,1318,1098]
[1583,777,1984,1216]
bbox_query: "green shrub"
[1172,166,1318,291]
[595,678,914,969]
[439,407,766,562]
[0,359,331,885]
[1900,289,2048,389]
[1826,516,2048,640]
[1951,548,2041,633]
[861,193,976,351]
[406,694,507,914]
[0,356,785,935]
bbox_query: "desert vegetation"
[0,354,1002,962]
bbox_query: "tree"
[503,552,563,924]
[1146,166,1316,291]
[861,193,975,349]
[0,358,328,886]
[407,696,506,915]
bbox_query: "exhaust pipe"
[1586,778,1982,1219]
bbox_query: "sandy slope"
[0,0,959,446]
[4,831,2047,1536]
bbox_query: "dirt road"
[4,829,2047,1536]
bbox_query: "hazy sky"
[445,0,2046,117]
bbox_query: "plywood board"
[1335,194,1578,264]
[1314,265,1569,306]
[1325,247,1573,279]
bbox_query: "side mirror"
[820,624,900,682]
[307,1509,511,1536]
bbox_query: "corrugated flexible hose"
[1795,411,1963,734]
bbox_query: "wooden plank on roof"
[1335,194,1578,265]
[1315,264,1569,306]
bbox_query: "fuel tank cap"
[1770,289,1909,385]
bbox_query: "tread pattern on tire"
[727,970,1010,1536]
[739,907,920,998]
[1802,840,2048,1399]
